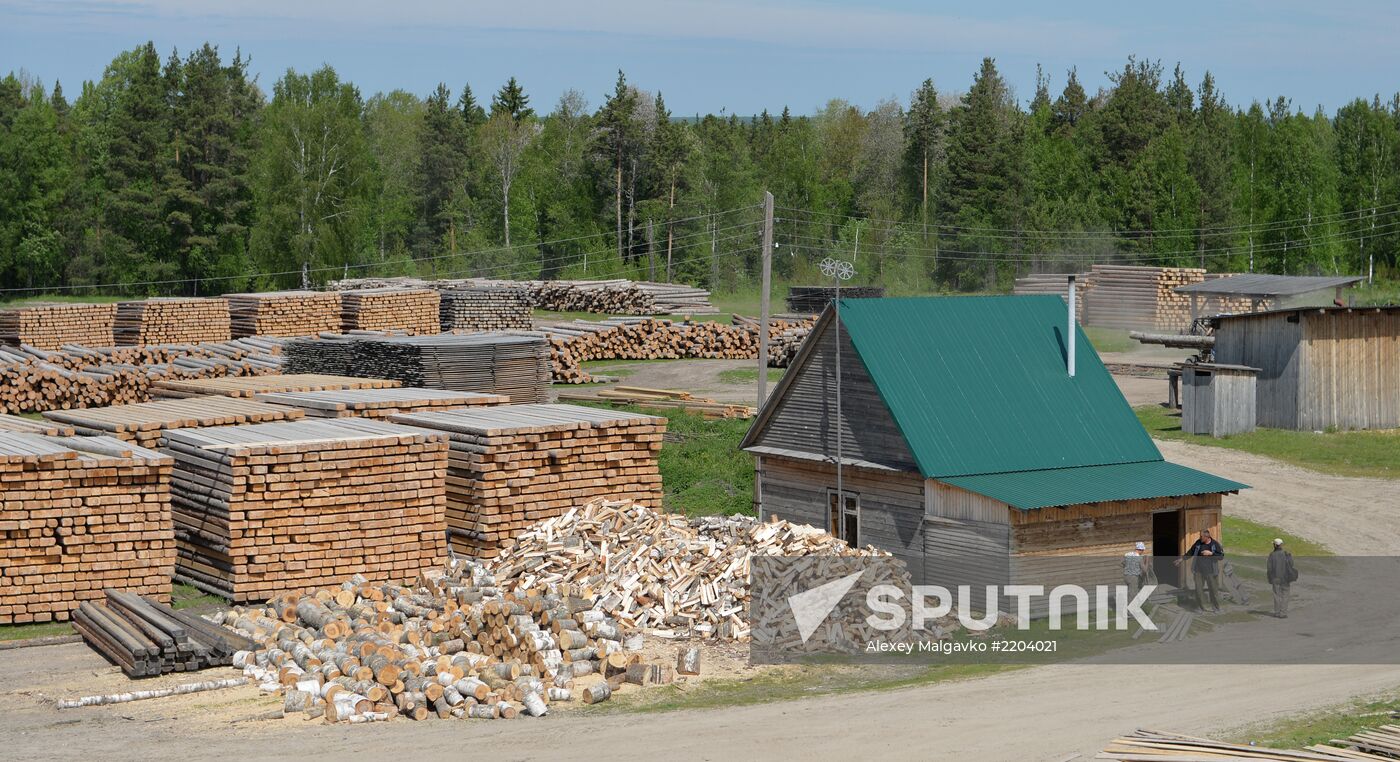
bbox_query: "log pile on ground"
[785,285,885,313]
[284,333,551,403]
[42,396,304,448]
[166,419,448,603]
[1014,268,1261,332]
[1099,727,1400,761]
[1011,273,1092,323]
[225,290,343,338]
[339,288,440,334]
[438,286,532,331]
[72,590,257,678]
[329,276,716,315]
[0,434,173,625]
[114,298,232,345]
[218,558,634,722]
[485,501,892,640]
[149,372,396,400]
[390,406,664,559]
[0,302,117,350]
[254,387,508,418]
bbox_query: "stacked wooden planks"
[1099,728,1400,760]
[1011,273,1092,323]
[339,288,441,334]
[390,405,665,559]
[114,298,232,345]
[1078,265,1233,332]
[225,290,343,338]
[0,302,117,350]
[0,434,173,624]
[255,387,508,418]
[165,419,448,602]
[42,396,304,448]
[329,276,716,315]
[0,413,74,435]
[556,386,756,419]
[785,285,885,314]
[150,373,398,400]
[72,590,256,678]
[438,286,532,331]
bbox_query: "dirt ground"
[585,358,759,403]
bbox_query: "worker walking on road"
[1176,529,1224,613]
[1267,538,1298,618]
[1122,541,1150,600]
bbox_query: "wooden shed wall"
[1213,313,1301,429]
[1181,367,1257,437]
[1299,310,1400,430]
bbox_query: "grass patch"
[717,367,785,385]
[1136,405,1400,479]
[1351,280,1400,307]
[1229,693,1400,749]
[0,621,74,641]
[172,583,226,612]
[1221,515,1332,557]
[1084,326,1134,354]
[0,294,129,307]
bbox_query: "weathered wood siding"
[1181,367,1257,437]
[923,517,1011,610]
[750,318,917,470]
[1213,313,1301,429]
[1299,310,1400,430]
[925,479,1009,524]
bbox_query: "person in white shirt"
[1122,541,1150,600]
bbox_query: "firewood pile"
[1099,727,1400,760]
[114,298,232,345]
[439,286,532,331]
[218,558,635,722]
[0,434,173,625]
[339,288,440,335]
[41,396,305,448]
[485,501,893,641]
[785,285,885,314]
[389,405,664,560]
[166,419,448,603]
[254,387,508,418]
[0,302,117,350]
[72,590,257,679]
[329,276,717,315]
[225,290,343,338]
[149,372,397,400]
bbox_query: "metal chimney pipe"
[1067,275,1077,378]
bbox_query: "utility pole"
[820,256,856,541]
[757,192,774,407]
[646,219,656,281]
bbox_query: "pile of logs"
[438,286,532,331]
[785,285,885,314]
[486,501,892,641]
[149,373,397,400]
[254,387,508,418]
[0,434,173,624]
[114,298,231,345]
[0,302,117,349]
[1100,727,1400,761]
[1013,267,1261,333]
[42,396,304,449]
[329,276,717,316]
[218,558,634,722]
[72,590,256,678]
[166,419,448,603]
[339,288,441,334]
[225,290,343,338]
[1011,273,1091,323]
[389,406,665,559]
[556,386,757,419]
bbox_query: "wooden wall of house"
[923,480,1012,605]
[749,317,918,471]
[1299,310,1400,430]
[1213,313,1302,429]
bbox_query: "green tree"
[363,89,423,267]
[415,83,469,258]
[593,70,640,263]
[904,78,945,234]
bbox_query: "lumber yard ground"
[2,342,1399,761]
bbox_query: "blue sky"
[2,0,1397,115]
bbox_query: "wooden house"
[741,296,1246,592]
[1211,306,1400,431]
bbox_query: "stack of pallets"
[150,373,399,400]
[42,396,303,448]
[165,419,448,602]
[254,387,508,418]
[0,302,117,350]
[225,290,343,338]
[114,298,231,345]
[72,590,256,678]
[339,288,440,334]
[390,404,665,559]
[0,433,173,624]
[439,286,533,331]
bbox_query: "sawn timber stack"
[41,396,304,448]
[72,589,256,678]
[438,286,532,331]
[0,302,117,350]
[225,291,343,338]
[114,298,232,345]
[254,387,508,418]
[150,373,399,400]
[165,419,448,602]
[339,288,440,335]
[390,405,665,559]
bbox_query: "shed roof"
[942,460,1245,510]
[1174,273,1362,298]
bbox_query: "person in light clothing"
[1122,541,1150,600]
[1266,538,1298,618]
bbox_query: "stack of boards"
[0,413,74,435]
[0,434,173,624]
[339,288,440,334]
[390,404,665,559]
[225,290,342,338]
[166,419,448,602]
[115,298,231,345]
[254,387,508,418]
[41,396,304,448]
[0,303,116,350]
[72,589,256,678]
[439,286,532,331]
[150,373,400,400]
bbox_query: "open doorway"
[1152,510,1182,586]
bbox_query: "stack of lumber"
[486,501,892,640]
[0,302,117,349]
[785,285,885,314]
[0,413,74,435]
[1098,728,1400,760]
[225,290,343,338]
[42,396,304,448]
[255,387,507,418]
[0,434,173,624]
[557,386,756,419]
[1077,265,1253,332]
[218,558,630,722]
[438,286,532,331]
[150,373,398,400]
[166,419,448,603]
[72,590,257,678]
[114,298,232,345]
[1011,273,1092,323]
[389,405,665,559]
[284,334,551,403]
[329,277,716,316]
[339,288,440,334]
[634,281,717,313]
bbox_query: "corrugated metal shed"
[1175,273,1362,298]
[941,461,1246,510]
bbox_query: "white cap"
[1273,538,1284,546]
[1135,542,1146,551]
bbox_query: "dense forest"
[2,42,1399,297]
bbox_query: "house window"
[827,489,860,546]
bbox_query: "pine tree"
[1051,68,1089,135]
[103,42,176,289]
[458,84,486,128]
[648,92,691,280]
[416,82,469,258]
[490,77,532,122]
[904,78,945,232]
[594,70,638,263]
[1189,72,1235,267]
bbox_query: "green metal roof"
[941,460,1247,510]
[837,295,1162,479]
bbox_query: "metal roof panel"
[941,460,1248,510]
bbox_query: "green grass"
[717,367,785,385]
[1229,693,1400,750]
[1350,280,1400,307]
[1083,326,1134,354]
[0,294,129,307]
[1221,515,1331,557]
[0,621,74,641]
[1136,405,1400,479]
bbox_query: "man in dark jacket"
[1176,529,1224,612]
[1266,538,1298,618]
